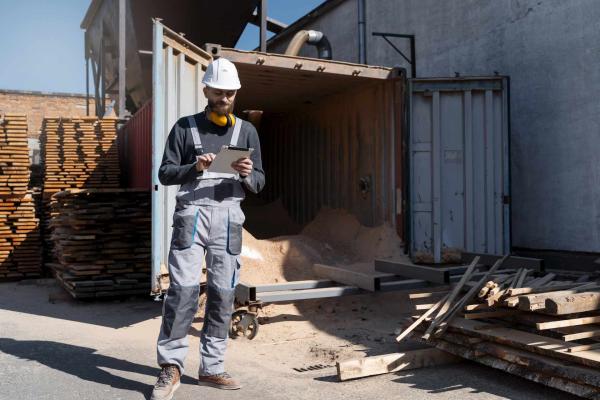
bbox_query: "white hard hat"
[202,58,241,90]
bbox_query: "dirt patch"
[239,206,406,285]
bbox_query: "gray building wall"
[267,0,600,253]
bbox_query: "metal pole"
[410,36,416,78]
[358,0,367,64]
[118,0,127,118]
[259,0,267,52]
[85,31,90,116]
[151,20,165,295]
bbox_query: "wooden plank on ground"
[336,348,460,381]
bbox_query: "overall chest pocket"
[227,207,245,255]
[171,206,198,249]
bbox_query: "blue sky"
[0,0,325,94]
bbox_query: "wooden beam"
[536,316,600,331]
[545,292,600,315]
[422,257,480,339]
[445,317,600,369]
[396,293,450,342]
[463,310,521,319]
[432,255,509,337]
[336,348,460,381]
[567,343,600,353]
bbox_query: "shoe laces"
[156,366,177,388]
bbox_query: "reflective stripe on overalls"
[157,114,245,376]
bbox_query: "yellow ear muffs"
[208,110,236,127]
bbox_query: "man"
[151,58,265,400]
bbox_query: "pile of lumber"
[40,116,120,193]
[0,193,42,280]
[0,114,42,281]
[39,116,121,266]
[0,114,30,196]
[394,257,600,398]
[47,189,151,298]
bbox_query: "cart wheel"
[230,310,259,340]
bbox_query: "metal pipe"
[118,0,126,118]
[358,0,366,64]
[259,0,267,52]
[284,30,332,59]
[151,20,164,296]
[85,31,90,116]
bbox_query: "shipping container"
[145,21,510,294]
[409,78,511,263]
[149,21,404,293]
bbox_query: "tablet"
[205,145,254,175]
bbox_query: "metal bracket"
[372,32,416,78]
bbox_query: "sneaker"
[198,372,242,390]
[151,365,181,400]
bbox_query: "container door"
[151,21,213,294]
[409,77,510,263]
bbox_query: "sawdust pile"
[239,206,404,285]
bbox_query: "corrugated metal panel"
[120,100,152,189]
[409,77,510,263]
[151,21,212,294]
[259,80,399,228]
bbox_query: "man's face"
[204,87,237,115]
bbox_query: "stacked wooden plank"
[0,193,43,280]
[0,114,42,280]
[48,189,150,298]
[40,116,120,193]
[40,116,121,266]
[0,114,30,196]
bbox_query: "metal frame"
[235,277,433,305]
[372,32,416,78]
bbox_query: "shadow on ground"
[0,338,199,398]
[0,280,161,329]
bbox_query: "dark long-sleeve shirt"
[158,112,265,194]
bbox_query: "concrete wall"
[267,0,600,253]
[0,89,112,138]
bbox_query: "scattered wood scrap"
[388,254,600,397]
[336,348,460,381]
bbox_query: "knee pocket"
[203,285,236,338]
[162,285,200,338]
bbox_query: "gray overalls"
[157,116,245,376]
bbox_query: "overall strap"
[187,116,203,155]
[229,119,242,147]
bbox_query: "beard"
[208,98,235,115]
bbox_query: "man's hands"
[196,153,215,172]
[197,154,253,177]
[231,157,253,177]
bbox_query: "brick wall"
[0,89,114,138]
